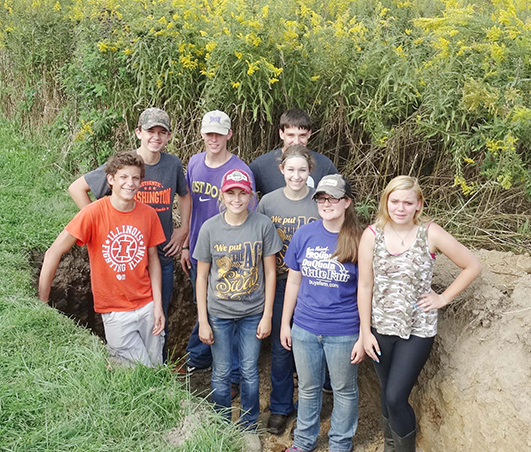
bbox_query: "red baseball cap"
[221,169,252,194]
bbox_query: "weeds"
[2,2,531,223]
[0,1,530,245]
[0,1,530,187]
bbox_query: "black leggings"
[372,328,434,437]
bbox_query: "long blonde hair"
[374,176,425,229]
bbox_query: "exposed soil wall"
[35,249,531,451]
[415,250,531,451]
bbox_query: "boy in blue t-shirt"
[249,108,337,196]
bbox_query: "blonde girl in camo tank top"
[354,176,481,452]
[371,224,437,339]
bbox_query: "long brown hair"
[332,200,363,264]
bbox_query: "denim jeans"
[185,262,240,383]
[269,278,295,415]
[209,313,262,429]
[161,261,174,362]
[291,324,359,452]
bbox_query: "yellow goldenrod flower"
[393,45,406,58]
[485,25,503,41]
[246,60,260,75]
[453,175,476,195]
[200,69,216,78]
[97,41,109,52]
[497,174,512,189]
[180,54,198,70]
[490,42,506,63]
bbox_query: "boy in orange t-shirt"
[39,152,166,367]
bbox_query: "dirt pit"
[36,249,531,451]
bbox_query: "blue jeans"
[185,262,240,383]
[161,262,174,362]
[209,313,262,429]
[291,324,359,452]
[270,278,295,415]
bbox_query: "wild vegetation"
[2,0,530,250]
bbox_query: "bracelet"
[182,246,189,250]
[440,293,448,305]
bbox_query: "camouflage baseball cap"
[201,110,231,135]
[138,108,171,132]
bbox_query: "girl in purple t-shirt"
[280,174,365,452]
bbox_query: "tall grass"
[0,120,244,451]
[0,0,530,247]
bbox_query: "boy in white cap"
[179,111,255,397]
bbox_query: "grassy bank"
[0,119,243,451]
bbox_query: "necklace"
[389,224,415,246]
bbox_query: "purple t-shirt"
[186,152,256,265]
[284,220,359,336]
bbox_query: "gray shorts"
[101,301,164,367]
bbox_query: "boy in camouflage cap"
[68,107,191,362]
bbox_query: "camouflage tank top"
[371,224,437,339]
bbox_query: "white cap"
[201,110,231,135]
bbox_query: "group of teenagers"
[39,107,482,452]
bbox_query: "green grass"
[0,120,244,451]
[0,122,75,255]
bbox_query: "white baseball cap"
[201,110,231,135]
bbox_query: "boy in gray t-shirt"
[68,108,191,361]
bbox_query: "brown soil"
[36,249,531,451]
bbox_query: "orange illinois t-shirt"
[65,197,166,313]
